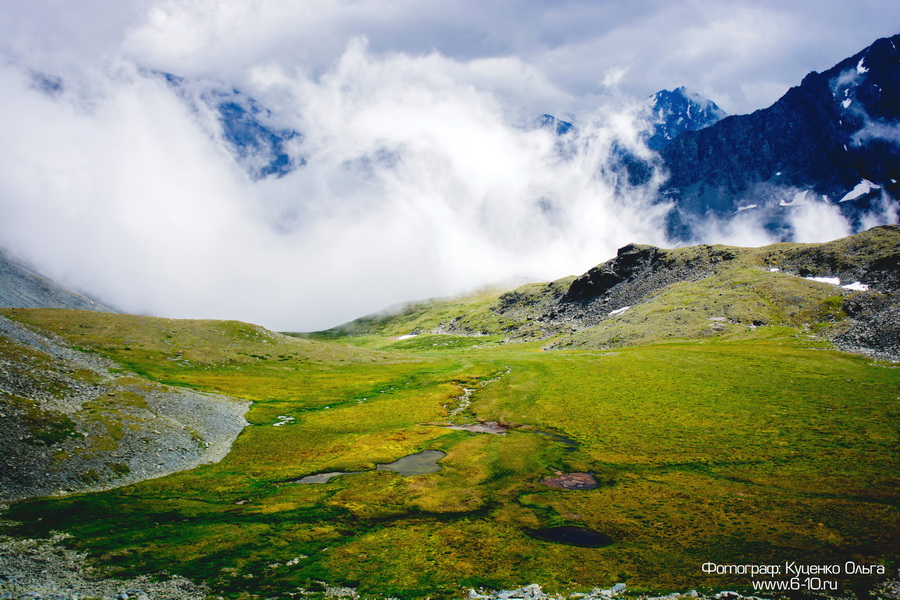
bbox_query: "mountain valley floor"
[1,229,898,600]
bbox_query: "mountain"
[536,87,723,148]
[645,86,727,150]
[662,34,900,238]
[323,225,900,361]
[534,113,574,136]
[0,248,114,312]
[27,69,304,181]
[159,73,303,180]
[538,88,725,187]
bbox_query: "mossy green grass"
[1,308,897,599]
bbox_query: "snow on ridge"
[802,277,869,291]
[857,58,869,75]
[840,179,881,202]
[805,276,841,286]
[780,191,808,207]
[608,306,630,317]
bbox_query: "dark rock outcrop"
[834,294,900,361]
[553,243,736,327]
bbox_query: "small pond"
[376,450,446,476]
[526,526,614,548]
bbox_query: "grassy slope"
[1,230,899,599]
[558,267,848,348]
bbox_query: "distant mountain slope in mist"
[0,248,114,312]
[159,73,303,180]
[662,33,900,238]
[534,113,574,136]
[540,86,725,187]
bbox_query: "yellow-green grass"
[307,285,525,338]
[1,310,898,599]
[556,267,854,349]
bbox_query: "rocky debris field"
[5,536,897,600]
[0,534,206,600]
[469,584,696,600]
[832,295,900,361]
[468,581,900,600]
[0,315,250,502]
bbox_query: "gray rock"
[0,315,251,503]
[0,535,206,600]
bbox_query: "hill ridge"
[323,225,900,360]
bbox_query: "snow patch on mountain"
[840,180,882,202]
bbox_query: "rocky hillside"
[0,311,250,502]
[325,225,900,360]
[0,248,114,312]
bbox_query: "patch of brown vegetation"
[542,472,598,490]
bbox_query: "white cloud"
[786,199,854,243]
[0,0,896,330]
[0,40,671,330]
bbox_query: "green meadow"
[1,299,898,598]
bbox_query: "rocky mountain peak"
[646,86,727,150]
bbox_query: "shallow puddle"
[443,421,507,435]
[526,526,614,547]
[376,449,446,476]
[293,450,446,484]
[293,471,363,484]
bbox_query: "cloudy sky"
[0,0,897,330]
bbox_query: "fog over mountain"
[0,1,897,330]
